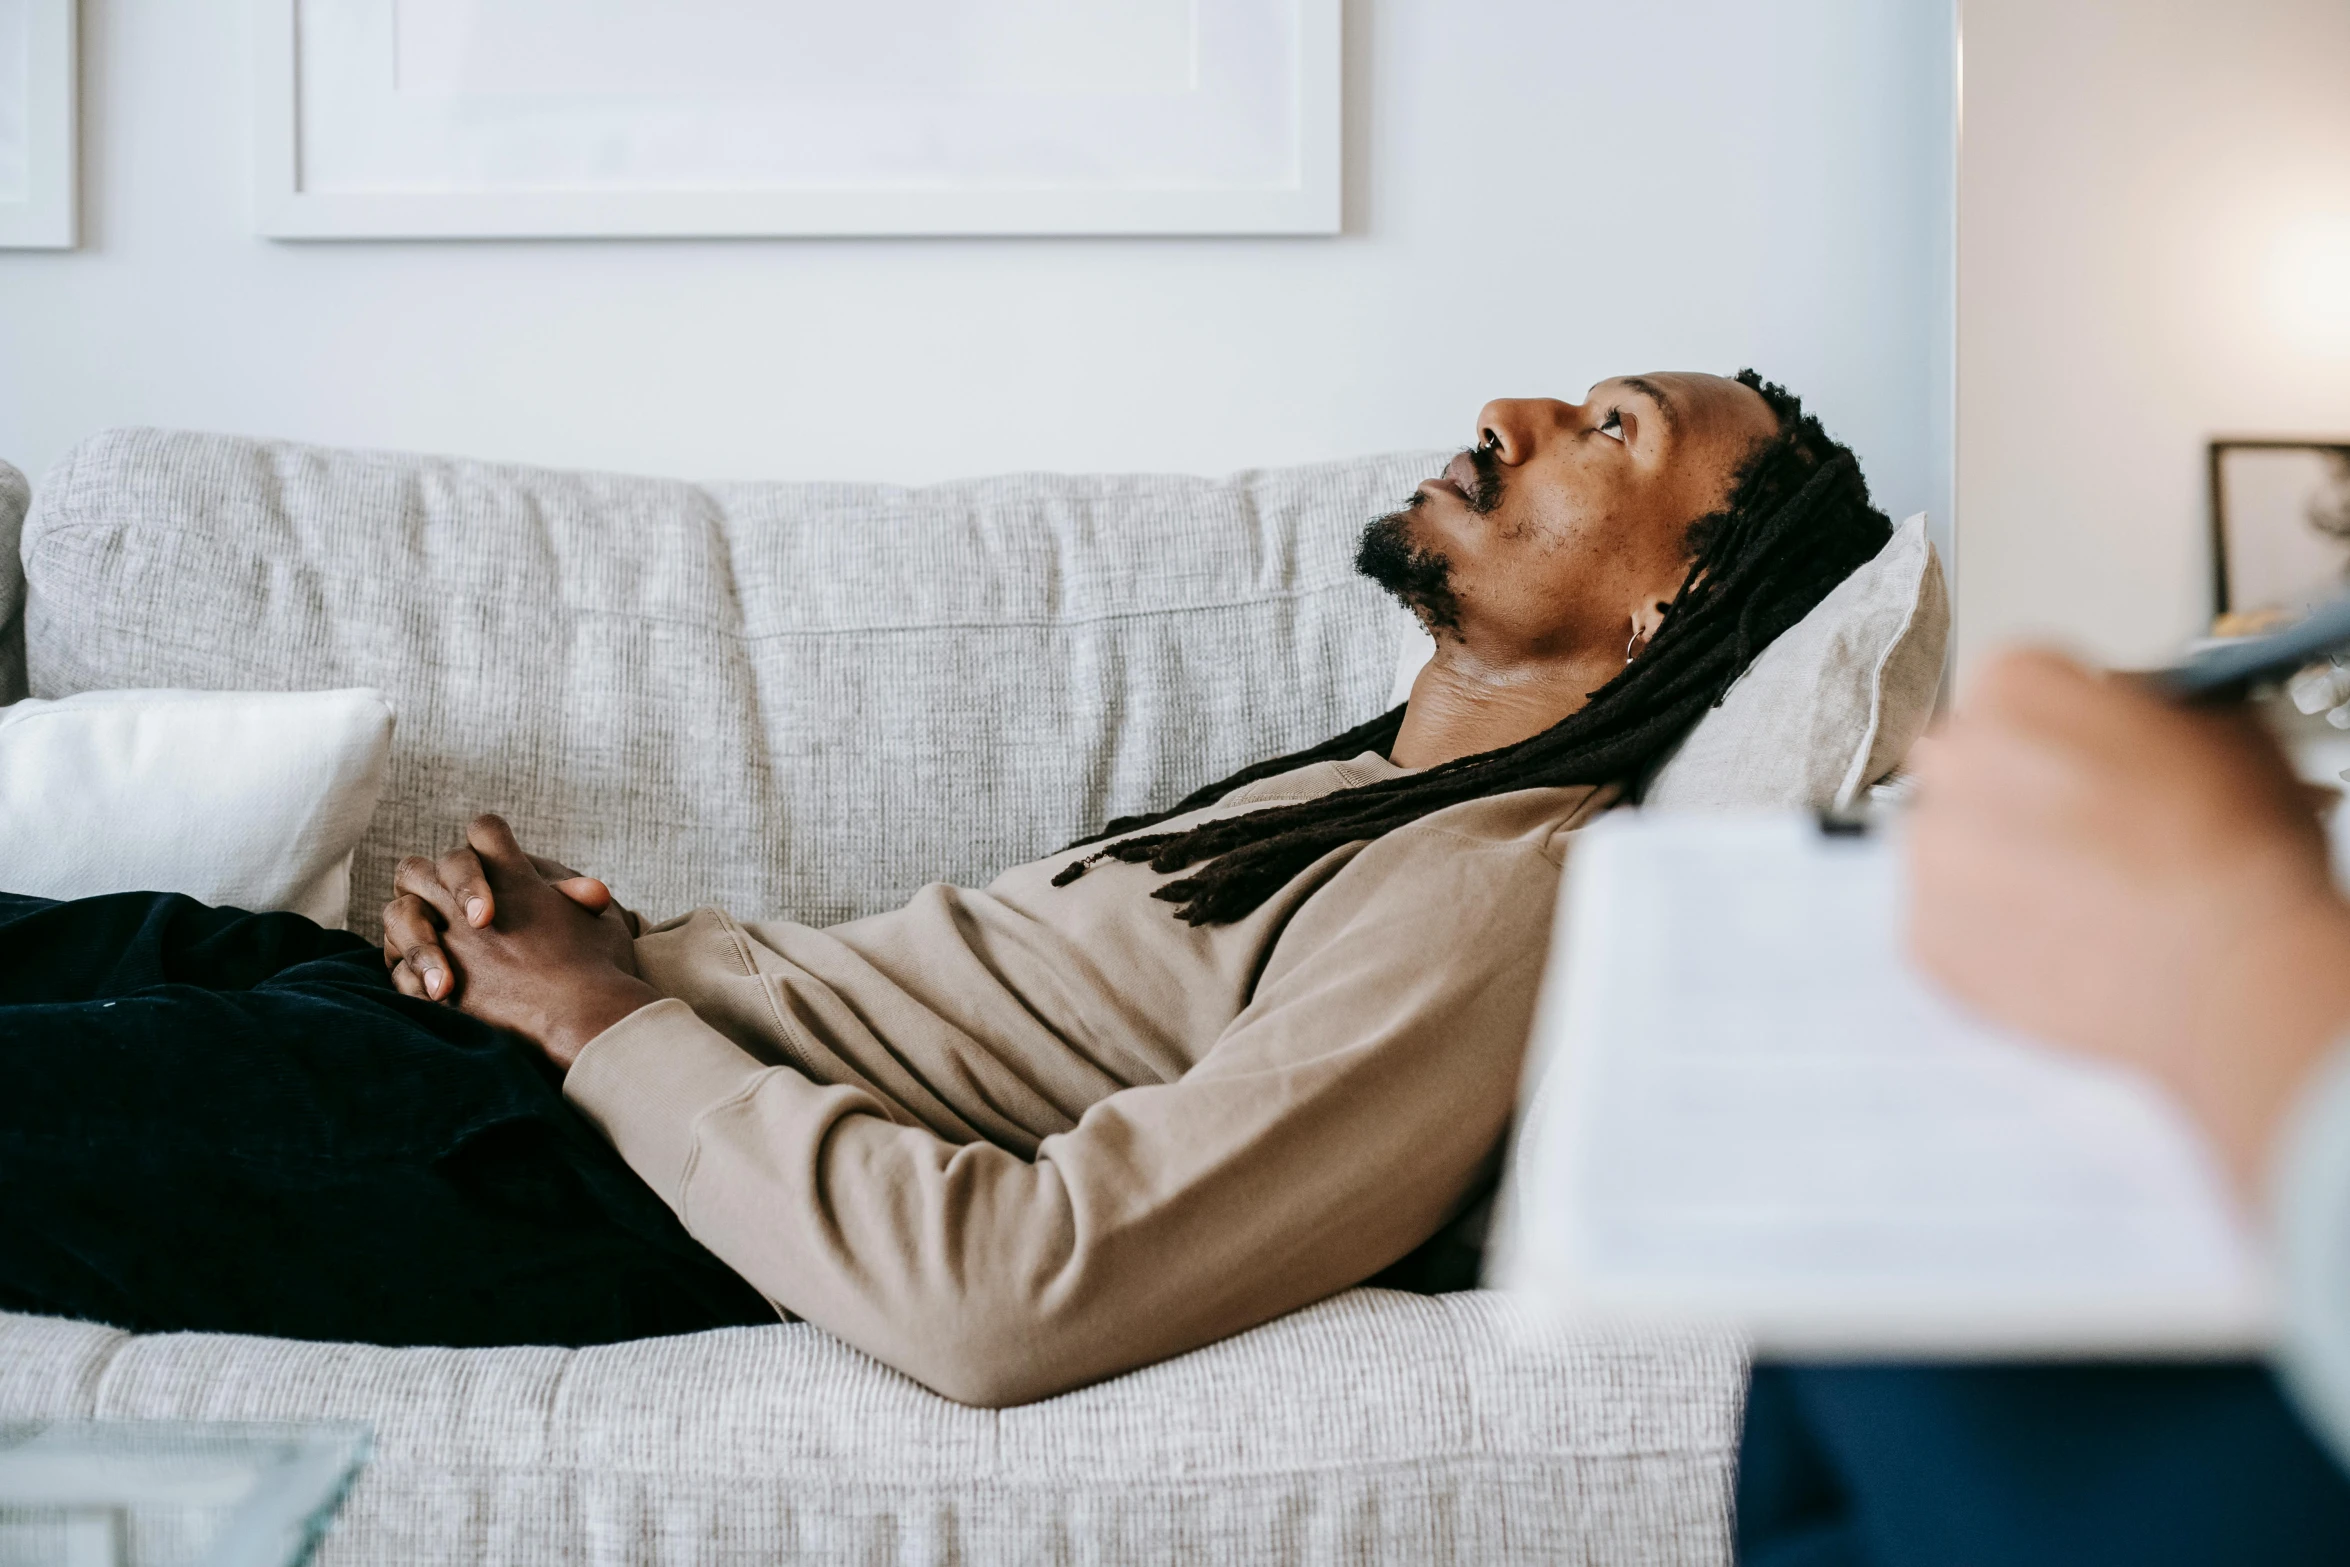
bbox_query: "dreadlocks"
[1055,370,1892,925]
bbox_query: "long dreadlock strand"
[1069,704,1409,850]
[1055,371,1893,924]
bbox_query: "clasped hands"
[380,814,657,1070]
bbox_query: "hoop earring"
[1626,628,1640,665]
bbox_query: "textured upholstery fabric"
[0,1296,1741,1566]
[1641,512,1947,811]
[0,458,28,704]
[23,429,1436,931]
[7,428,1747,1563]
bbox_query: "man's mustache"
[1463,441,1504,514]
[1414,443,1503,516]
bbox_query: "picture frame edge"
[250,0,304,241]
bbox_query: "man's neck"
[1389,643,1624,769]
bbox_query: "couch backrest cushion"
[24,429,1432,927]
[0,458,28,705]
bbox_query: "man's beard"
[1355,505,1463,636]
[1352,443,1502,637]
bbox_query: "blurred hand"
[1909,647,2350,1196]
[381,815,655,1069]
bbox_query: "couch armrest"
[0,458,28,704]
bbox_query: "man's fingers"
[381,893,455,1001]
[388,958,432,1000]
[549,875,613,913]
[527,852,585,883]
[436,846,495,927]
[522,851,611,912]
[466,813,536,878]
[392,854,462,922]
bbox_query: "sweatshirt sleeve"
[561,835,1559,1408]
[2273,1036,2350,1470]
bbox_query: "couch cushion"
[23,431,1435,928]
[0,1291,1742,1566]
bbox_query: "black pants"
[1738,1362,2350,1565]
[0,890,775,1346]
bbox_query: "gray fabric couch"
[0,432,1745,1564]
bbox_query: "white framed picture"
[254,0,1340,239]
[0,0,76,249]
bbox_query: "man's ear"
[1626,595,1672,660]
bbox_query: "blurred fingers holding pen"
[1907,647,2350,1196]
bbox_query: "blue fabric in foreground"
[1738,1361,2350,1566]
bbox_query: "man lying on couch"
[1,370,1890,1407]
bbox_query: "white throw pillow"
[1386,513,1947,808]
[0,688,395,926]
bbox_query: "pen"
[2154,596,2350,704]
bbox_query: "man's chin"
[1355,507,1464,637]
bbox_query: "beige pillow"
[1642,512,1946,810]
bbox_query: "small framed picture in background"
[0,0,77,248]
[2210,439,2350,630]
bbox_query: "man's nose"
[1474,399,1575,465]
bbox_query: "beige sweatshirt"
[563,753,1610,1406]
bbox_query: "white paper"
[1495,813,2276,1356]
[394,0,1197,98]
[300,0,1286,196]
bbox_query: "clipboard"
[1488,812,2274,1357]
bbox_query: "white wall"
[1,1,1952,542]
[1957,0,2350,680]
